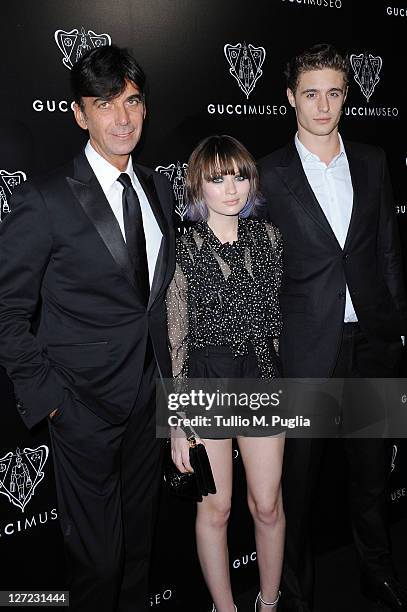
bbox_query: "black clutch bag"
[163,435,217,503]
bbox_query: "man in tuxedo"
[258,44,407,611]
[0,45,175,611]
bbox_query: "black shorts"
[188,345,283,438]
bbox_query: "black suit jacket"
[0,150,175,428]
[258,140,407,377]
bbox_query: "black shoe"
[361,574,407,610]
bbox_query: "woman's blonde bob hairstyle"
[185,134,262,221]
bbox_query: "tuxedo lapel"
[277,142,340,246]
[66,152,141,298]
[134,165,166,234]
[149,238,168,308]
[343,143,367,251]
[133,165,171,309]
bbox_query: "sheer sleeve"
[166,261,189,385]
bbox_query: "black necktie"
[117,173,150,304]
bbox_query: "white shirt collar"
[294,132,346,166]
[85,141,134,192]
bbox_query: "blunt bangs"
[200,146,256,184]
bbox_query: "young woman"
[166,135,285,612]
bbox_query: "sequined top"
[166,218,283,382]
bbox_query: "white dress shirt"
[85,141,162,287]
[295,133,357,323]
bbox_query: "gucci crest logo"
[156,162,188,221]
[350,53,382,102]
[391,444,398,473]
[224,42,266,99]
[0,446,49,513]
[0,170,27,221]
[54,27,111,70]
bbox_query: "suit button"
[343,253,348,260]
[16,400,24,409]
[338,291,345,298]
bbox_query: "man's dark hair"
[70,44,146,107]
[285,43,350,93]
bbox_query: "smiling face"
[73,79,146,170]
[287,67,347,142]
[202,164,250,222]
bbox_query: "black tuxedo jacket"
[258,140,407,377]
[0,150,175,428]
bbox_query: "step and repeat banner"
[0,1,406,610]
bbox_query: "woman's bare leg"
[237,435,285,610]
[195,438,236,612]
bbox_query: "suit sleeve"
[0,182,67,428]
[263,222,283,353]
[377,150,407,333]
[257,162,273,222]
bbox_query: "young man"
[0,45,175,611]
[258,44,407,611]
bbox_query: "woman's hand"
[170,428,204,473]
